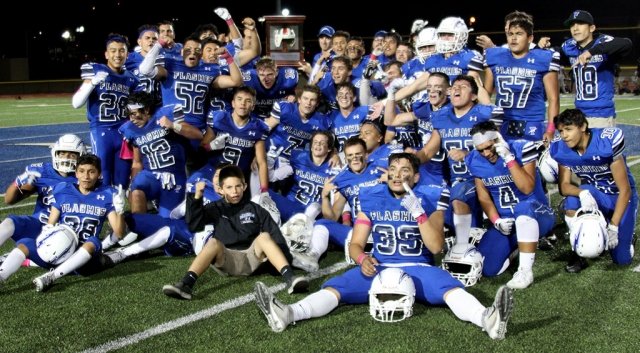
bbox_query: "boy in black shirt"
[163,165,309,300]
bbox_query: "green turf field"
[0,95,639,352]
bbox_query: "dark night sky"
[3,1,639,67]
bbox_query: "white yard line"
[0,202,35,211]
[79,262,351,353]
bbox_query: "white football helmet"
[52,134,87,173]
[192,224,214,255]
[435,17,472,54]
[415,27,437,64]
[441,243,484,287]
[537,147,559,184]
[274,27,296,48]
[280,213,314,253]
[369,268,416,323]
[345,229,374,264]
[36,224,79,265]
[444,227,486,252]
[570,208,608,258]
[251,194,281,226]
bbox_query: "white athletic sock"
[497,258,510,276]
[444,288,485,327]
[0,248,26,281]
[53,247,92,279]
[123,227,171,256]
[565,215,575,229]
[101,231,120,250]
[0,218,16,247]
[519,252,536,271]
[304,203,322,220]
[454,214,472,244]
[290,289,339,322]
[308,225,329,256]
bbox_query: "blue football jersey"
[550,127,636,194]
[431,104,504,182]
[357,183,450,265]
[18,163,77,224]
[318,75,386,112]
[186,178,222,205]
[334,163,382,216]
[125,52,163,106]
[286,149,340,205]
[423,48,483,83]
[50,182,116,242]
[484,47,560,122]
[329,105,373,152]
[208,111,270,173]
[407,100,451,185]
[562,35,618,117]
[119,104,188,174]
[367,143,404,169]
[160,43,183,59]
[80,63,142,129]
[402,58,425,82]
[158,56,221,131]
[240,56,260,73]
[243,67,298,119]
[351,57,370,78]
[267,101,331,157]
[466,140,547,218]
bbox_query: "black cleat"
[565,251,588,273]
[162,281,193,300]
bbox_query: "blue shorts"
[90,127,132,187]
[323,264,464,305]
[125,214,194,256]
[130,170,187,218]
[7,215,44,243]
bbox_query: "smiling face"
[395,44,412,63]
[383,37,398,57]
[332,35,348,56]
[331,60,351,84]
[297,91,319,118]
[105,41,127,71]
[359,123,382,153]
[202,42,220,63]
[75,163,101,193]
[346,39,364,61]
[336,86,356,110]
[426,75,448,107]
[318,36,332,51]
[181,40,202,68]
[311,134,331,159]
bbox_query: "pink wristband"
[260,185,268,193]
[342,213,352,222]
[417,214,428,224]
[158,39,167,49]
[490,215,500,224]
[355,219,372,227]
[356,253,367,266]
[546,124,556,133]
[507,160,518,169]
[225,19,234,26]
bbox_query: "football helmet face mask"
[36,224,79,265]
[444,227,486,252]
[537,147,559,184]
[435,17,472,54]
[52,134,87,173]
[369,268,416,323]
[415,27,437,64]
[280,213,314,253]
[441,243,484,287]
[570,208,608,258]
[274,27,296,48]
[251,194,281,226]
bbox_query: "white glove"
[371,49,383,57]
[42,224,54,232]
[118,231,139,246]
[411,19,426,34]
[91,71,108,86]
[374,69,389,85]
[156,172,176,190]
[494,217,515,235]
[267,145,284,170]
[494,133,515,164]
[579,190,598,213]
[208,132,229,151]
[387,78,406,94]
[214,7,232,21]
[113,185,126,215]
[606,224,619,249]
[400,182,426,220]
[15,170,41,188]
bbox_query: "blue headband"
[106,36,126,47]
[138,28,159,39]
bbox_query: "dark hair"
[470,121,499,136]
[430,72,451,87]
[77,154,102,173]
[348,36,364,47]
[388,152,420,174]
[383,60,403,74]
[452,74,478,95]
[553,108,589,131]
[182,34,201,45]
[344,136,366,152]
[311,130,335,149]
[384,32,402,44]
[298,84,322,99]
[504,10,533,25]
[194,23,219,38]
[158,20,175,28]
[233,85,257,99]
[332,55,353,71]
[137,24,159,36]
[335,81,357,96]
[219,165,245,184]
[361,118,386,136]
[333,30,350,41]
[127,91,155,115]
[106,33,129,49]
[508,19,534,37]
[201,37,223,48]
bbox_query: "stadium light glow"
[282,8,290,16]
[62,31,71,39]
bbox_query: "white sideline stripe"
[0,131,88,142]
[80,261,351,353]
[0,156,49,164]
[0,202,35,211]
[15,104,70,107]
[617,107,640,113]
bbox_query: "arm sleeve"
[72,82,94,109]
[588,37,633,63]
[139,42,162,77]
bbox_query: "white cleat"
[291,250,320,272]
[507,268,534,290]
[254,281,293,333]
[33,271,56,292]
[482,285,514,340]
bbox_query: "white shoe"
[33,271,56,292]
[254,281,293,333]
[507,268,534,290]
[291,250,320,272]
[481,285,514,340]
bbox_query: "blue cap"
[317,26,335,38]
[374,30,388,39]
